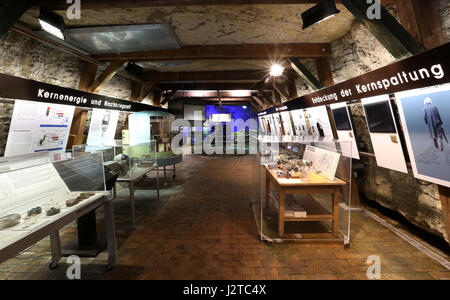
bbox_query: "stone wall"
[0,31,137,155]
[324,7,449,242]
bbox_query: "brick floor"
[1,155,449,280]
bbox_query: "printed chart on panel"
[396,84,450,187]
[4,100,74,157]
[361,95,408,173]
[87,108,120,146]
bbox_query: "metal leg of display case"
[130,181,136,228]
[163,166,167,186]
[104,196,116,270]
[49,230,61,270]
[172,164,176,179]
[156,168,160,200]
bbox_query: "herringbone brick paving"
[1,155,449,280]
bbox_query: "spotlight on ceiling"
[242,105,247,109]
[301,0,340,30]
[38,8,66,40]
[270,64,284,77]
[125,62,144,76]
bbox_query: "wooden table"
[265,166,346,238]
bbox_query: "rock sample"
[0,214,21,230]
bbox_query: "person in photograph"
[423,97,447,151]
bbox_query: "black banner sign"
[259,42,450,115]
[0,73,166,112]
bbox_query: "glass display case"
[255,136,352,244]
[113,140,157,180]
[0,152,108,250]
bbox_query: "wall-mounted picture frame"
[396,83,450,187]
[330,102,360,160]
[361,95,408,173]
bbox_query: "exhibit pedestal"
[61,210,106,257]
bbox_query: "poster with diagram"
[396,84,450,187]
[86,108,120,146]
[4,100,75,157]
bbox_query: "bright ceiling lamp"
[38,9,66,40]
[301,0,340,30]
[270,64,284,77]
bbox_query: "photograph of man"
[423,97,448,151]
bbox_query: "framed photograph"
[361,95,408,173]
[396,84,450,187]
[363,100,397,133]
[330,102,360,160]
[331,106,352,131]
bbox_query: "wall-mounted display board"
[86,109,120,146]
[330,103,360,160]
[258,42,450,116]
[396,84,450,187]
[0,73,165,113]
[290,109,309,136]
[128,112,151,146]
[304,106,334,139]
[280,111,294,136]
[361,95,408,173]
[4,100,74,157]
[272,113,283,136]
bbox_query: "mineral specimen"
[0,214,21,230]
[27,207,42,217]
[46,207,61,216]
[66,197,80,207]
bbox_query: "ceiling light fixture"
[301,0,340,30]
[38,8,66,40]
[270,64,284,77]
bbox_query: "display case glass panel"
[255,137,351,244]
[0,152,108,250]
[112,140,157,180]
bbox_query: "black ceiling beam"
[341,0,425,59]
[0,0,32,40]
[288,57,323,90]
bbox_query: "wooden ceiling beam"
[273,80,290,101]
[396,0,445,50]
[136,81,159,102]
[143,70,288,82]
[78,61,98,92]
[288,57,323,90]
[37,0,396,10]
[157,82,267,91]
[94,44,331,61]
[251,96,266,110]
[88,60,126,93]
[341,0,424,59]
[316,57,334,87]
[0,0,32,40]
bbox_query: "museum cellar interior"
[0,0,449,282]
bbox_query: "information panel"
[86,108,120,146]
[396,84,450,187]
[4,100,74,157]
[361,95,408,173]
